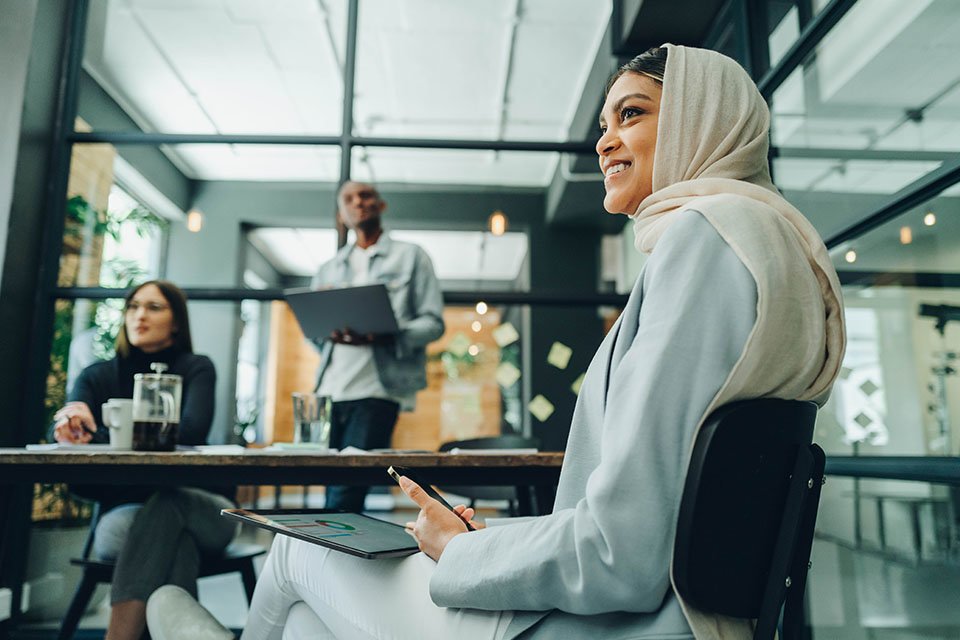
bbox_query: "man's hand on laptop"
[330,328,376,345]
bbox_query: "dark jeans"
[325,397,400,511]
[95,488,237,603]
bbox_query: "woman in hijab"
[147,44,844,640]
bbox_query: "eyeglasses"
[125,301,170,314]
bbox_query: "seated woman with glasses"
[51,280,236,640]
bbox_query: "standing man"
[312,181,445,511]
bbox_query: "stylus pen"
[388,466,475,531]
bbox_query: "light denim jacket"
[311,234,445,409]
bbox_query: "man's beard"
[354,216,381,235]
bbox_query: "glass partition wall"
[759,2,960,637]
[38,1,960,461]
[38,0,616,455]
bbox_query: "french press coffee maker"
[132,362,182,451]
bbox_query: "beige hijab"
[629,45,847,638]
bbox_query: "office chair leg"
[240,561,258,604]
[59,573,98,640]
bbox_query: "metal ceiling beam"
[825,153,960,249]
[53,287,630,308]
[756,0,858,100]
[336,0,359,247]
[494,0,523,144]
[772,147,958,163]
[68,131,598,154]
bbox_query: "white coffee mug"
[102,398,134,450]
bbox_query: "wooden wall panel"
[264,301,320,443]
[264,305,504,452]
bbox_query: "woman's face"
[596,73,662,215]
[124,284,176,353]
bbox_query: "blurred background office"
[2,0,960,637]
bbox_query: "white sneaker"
[146,585,236,640]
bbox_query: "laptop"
[284,284,400,340]
[221,509,419,559]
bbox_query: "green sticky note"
[571,373,585,396]
[447,333,471,358]
[547,342,573,370]
[492,322,520,347]
[496,362,521,388]
[528,395,555,422]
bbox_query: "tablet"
[284,284,400,339]
[221,509,419,559]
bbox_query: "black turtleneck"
[116,345,183,398]
[60,346,228,508]
[64,346,216,447]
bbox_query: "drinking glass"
[291,393,333,448]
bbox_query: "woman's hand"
[400,476,479,561]
[52,401,96,444]
[452,505,485,530]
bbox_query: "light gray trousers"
[94,487,237,604]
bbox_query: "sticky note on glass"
[447,333,471,358]
[571,373,585,396]
[547,342,573,370]
[492,322,520,347]
[528,395,555,422]
[496,362,521,388]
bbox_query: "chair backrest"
[438,434,540,452]
[672,398,824,640]
[79,502,102,561]
[438,435,542,504]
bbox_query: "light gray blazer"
[431,210,759,639]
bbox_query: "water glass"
[291,393,333,448]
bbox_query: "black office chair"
[438,435,541,516]
[672,398,825,640]
[58,502,265,640]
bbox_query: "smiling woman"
[144,44,844,640]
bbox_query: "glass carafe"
[132,363,182,451]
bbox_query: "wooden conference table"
[0,447,563,631]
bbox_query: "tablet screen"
[222,509,420,558]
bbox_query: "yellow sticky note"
[492,322,520,347]
[528,395,555,422]
[496,362,521,388]
[571,373,585,396]
[547,342,573,370]
[447,333,471,358]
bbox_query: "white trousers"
[241,535,513,640]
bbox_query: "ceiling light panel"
[353,0,610,141]
[774,158,942,194]
[351,147,557,187]
[771,0,960,154]
[85,0,345,135]
[249,227,528,280]
[248,227,339,277]
[171,145,340,181]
